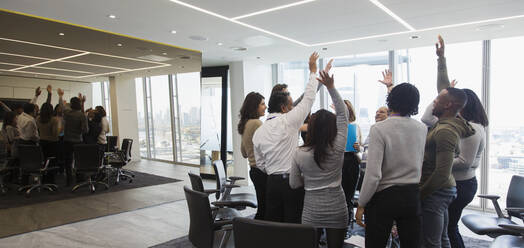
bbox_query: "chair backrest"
[188,172,206,192]
[74,144,101,171]
[184,186,215,248]
[233,217,317,248]
[17,145,43,172]
[106,136,118,152]
[121,138,133,162]
[507,175,524,218]
[212,160,227,199]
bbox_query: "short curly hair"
[386,83,420,117]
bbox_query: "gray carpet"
[151,224,491,248]
[0,170,181,209]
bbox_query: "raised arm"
[30,87,41,104]
[285,52,320,130]
[378,69,394,93]
[292,59,332,106]
[319,70,348,153]
[436,35,450,93]
[45,85,52,104]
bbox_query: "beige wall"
[0,75,93,109]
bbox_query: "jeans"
[448,177,477,248]
[249,167,267,220]
[422,187,457,248]
[365,184,422,248]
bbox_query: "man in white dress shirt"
[253,52,329,223]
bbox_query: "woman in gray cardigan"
[290,70,348,248]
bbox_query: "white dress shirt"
[253,73,319,175]
[18,112,39,142]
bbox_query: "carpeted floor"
[151,223,491,248]
[0,170,181,210]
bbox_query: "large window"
[173,72,201,164]
[489,36,524,210]
[135,78,148,158]
[149,75,173,161]
[91,81,112,134]
[277,62,321,112]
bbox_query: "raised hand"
[309,52,319,74]
[450,79,458,88]
[436,35,445,57]
[46,85,52,93]
[35,87,42,97]
[378,69,393,87]
[57,88,64,97]
[323,58,334,74]
[317,70,334,89]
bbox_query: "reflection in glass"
[174,72,201,164]
[149,75,173,161]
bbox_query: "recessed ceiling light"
[256,56,261,59]
[108,14,117,19]
[189,35,208,41]
[170,30,177,34]
[116,43,123,47]
[58,33,65,36]
[162,52,168,55]
[409,35,420,39]
[217,42,223,46]
[377,39,388,42]
[322,47,328,51]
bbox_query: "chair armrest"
[224,184,240,189]
[228,176,245,181]
[478,194,500,200]
[479,194,506,218]
[211,201,235,208]
[204,189,220,195]
[213,219,233,228]
[499,224,524,235]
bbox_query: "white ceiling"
[2,0,524,66]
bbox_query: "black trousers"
[249,167,267,220]
[364,184,422,248]
[64,141,81,185]
[265,174,304,223]
[342,152,360,223]
[448,177,478,248]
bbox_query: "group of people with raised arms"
[237,35,487,248]
[1,86,110,186]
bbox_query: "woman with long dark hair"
[290,71,348,247]
[37,102,61,183]
[238,91,267,219]
[1,111,20,157]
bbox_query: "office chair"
[212,160,257,209]
[106,136,118,152]
[233,217,317,248]
[184,186,237,248]
[188,172,241,220]
[490,208,524,248]
[72,144,109,193]
[17,145,58,196]
[462,175,524,237]
[108,138,134,184]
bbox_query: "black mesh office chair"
[211,160,257,210]
[188,172,241,220]
[17,145,57,196]
[108,138,134,184]
[462,175,524,237]
[184,186,237,248]
[233,217,317,248]
[106,136,118,152]
[72,144,109,193]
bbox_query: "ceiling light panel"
[240,0,407,44]
[64,53,168,70]
[369,0,415,31]
[0,38,83,59]
[19,67,91,77]
[181,0,302,18]
[0,64,19,70]
[232,0,317,20]
[43,61,120,74]
[0,53,49,65]
[380,0,524,29]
